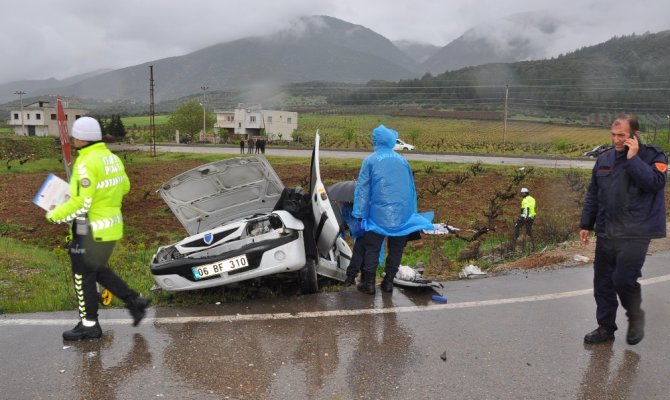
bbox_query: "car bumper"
[151,231,307,291]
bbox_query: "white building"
[8,101,88,137]
[215,104,298,141]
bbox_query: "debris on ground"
[458,264,487,279]
[386,265,444,288]
[440,351,448,361]
[422,223,459,235]
[432,295,448,303]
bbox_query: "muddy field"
[0,156,579,247]
[3,155,669,273]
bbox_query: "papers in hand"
[33,173,70,211]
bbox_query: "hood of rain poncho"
[353,125,434,236]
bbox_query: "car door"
[309,132,343,256]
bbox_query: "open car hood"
[158,156,285,235]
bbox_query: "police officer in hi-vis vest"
[513,187,536,249]
[46,117,150,341]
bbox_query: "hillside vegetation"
[317,31,670,120]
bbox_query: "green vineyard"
[294,114,612,156]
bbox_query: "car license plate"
[192,254,249,280]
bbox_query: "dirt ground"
[2,156,670,273]
[492,233,670,272]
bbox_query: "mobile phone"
[624,133,638,152]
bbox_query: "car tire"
[299,258,319,294]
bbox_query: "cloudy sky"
[2,0,668,85]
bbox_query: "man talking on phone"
[580,114,667,345]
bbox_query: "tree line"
[286,31,670,117]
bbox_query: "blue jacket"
[353,125,433,236]
[580,143,667,239]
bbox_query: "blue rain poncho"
[352,125,434,236]
[338,202,364,239]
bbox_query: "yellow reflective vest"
[47,142,130,241]
[520,195,536,219]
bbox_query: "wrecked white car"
[150,134,352,293]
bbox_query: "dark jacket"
[580,143,667,239]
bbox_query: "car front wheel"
[299,258,319,294]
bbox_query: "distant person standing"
[239,139,245,154]
[512,187,536,249]
[247,137,254,154]
[352,125,433,294]
[255,138,261,154]
[580,114,667,345]
[46,117,150,340]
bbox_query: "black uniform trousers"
[513,216,534,239]
[69,223,138,321]
[593,237,649,332]
[345,237,366,278]
[361,231,408,281]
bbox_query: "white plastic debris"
[573,255,590,263]
[459,264,487,279]
[383,265,444,288]
[396,265,417,281]
[422,223,459,235]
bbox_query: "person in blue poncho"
[352,125,434,294]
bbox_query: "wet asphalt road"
[111,143,596,169]
[2,252,670,399]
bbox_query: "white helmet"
[71,117,102,141]
[520,187,529,193]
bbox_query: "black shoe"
[357,276,376,295]
[380,279,394,293]
[626,311,645,345]
[343,276,356,287]
[127,297,151,327]
[63,321,102,341]
[357,282,375,295]
[584,326,615,344]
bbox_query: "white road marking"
[2,274,669,327]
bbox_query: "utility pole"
[201,85,208,141]
[14,90,26,135]
[503,84,509,152]
[149,65,156,157]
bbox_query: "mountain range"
[1,14,666,108]
[422,12,563,74]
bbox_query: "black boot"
[584,326,615,344]
[380,278,394,293]
[626,310,645,345]
[357,273,376,295]
[127,296,151,327]
[343,275,356,287]
[63,320,102,341]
